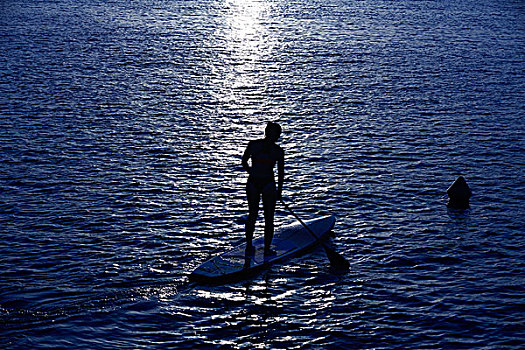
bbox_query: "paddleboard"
[189,215,335,284]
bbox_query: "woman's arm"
[242,142,252,175]
[277,152,284,199]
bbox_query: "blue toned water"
[1,0,524,348]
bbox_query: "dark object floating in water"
[189,215,335,284]
[447,176,472,209]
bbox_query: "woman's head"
[265,122,282,142]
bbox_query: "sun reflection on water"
[211,0,278,111]
[223,0,275,69]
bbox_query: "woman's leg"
[262,182,277,252]
[245,181,260,248]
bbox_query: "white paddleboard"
[189,215,335,283]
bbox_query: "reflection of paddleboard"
[189,215,336,284]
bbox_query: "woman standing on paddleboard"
[242,122,284,256]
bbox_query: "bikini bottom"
[247,176,275,194]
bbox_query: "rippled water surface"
[1,0,524,349]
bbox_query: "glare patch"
[214,0,277,110]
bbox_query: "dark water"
[1,0,524,348]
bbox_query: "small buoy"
[447,176,472,209]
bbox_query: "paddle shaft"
[280,199,321,240]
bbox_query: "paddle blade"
[322,244,350,271]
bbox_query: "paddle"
[280,199,350,272]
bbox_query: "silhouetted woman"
[242,122,284,256]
